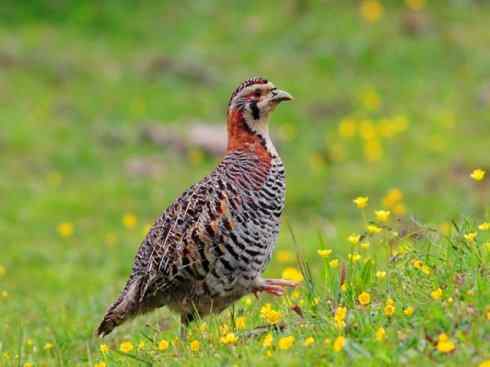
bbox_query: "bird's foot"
[253,278,298,297]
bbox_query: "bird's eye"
[254,89,261,97]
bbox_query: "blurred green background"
[1,0,490,364]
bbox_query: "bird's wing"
[133,175,237,300]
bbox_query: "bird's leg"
[180,313,194,340]
[231,304,236,330]
[253,278,298,297]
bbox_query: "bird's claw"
[253,278,298,297]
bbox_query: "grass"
[1,1,490,366]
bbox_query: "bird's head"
[226,77,293,153]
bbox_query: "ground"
[0,1,489,366]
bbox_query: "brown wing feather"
[138,180,235,300]
[97,173,236,336]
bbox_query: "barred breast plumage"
[97,77,294,337]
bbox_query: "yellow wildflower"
[375,327,386,342]
[353,196,369,209]
[122,213,137,230]
[335,306,347,322]
[260,303,273,316]
[282,267,303,282]
[264,310,282,325]
[57,222,74,238]
[421,264,431,275]
[24,363,33,367]
[317,249,332,258]
[403,306,414,316]
[99,344,109,354]
[360,0,383,23]
[334,306,347,329]
[348,252,362,262]
[276,250,293,263]
[220,332,238,345]
[335,320,345,330]
[359,120,377,140]
[436,333,455,353]
[384,303,395,316]
[374,210,391,222]
[119,341,134,353]
[383,188,403,208]
[358,291,371,305]
[94,362,107,367]
[278,336,295,350]
[431,288,443,300]
[364,139,383,162]
[376,271,386,279]
[329,259,339,268]
[158,339,169,351]
[338,118,357,138]
[406,0,425,11]
[348,234,361,244]
[412,259,424,269]
[236,316,246,330]
[43,342,53,351]
[470,169,486,181]
[360,242,370,250]
[190,340,200,352]
[479,360,490,367]
[304,337,315,347]
[478,222,490,231]
[464,232,477,242]
[333,336,346,352]
[367,225,382,234]
[260,304,282,325]
[341,283,348,292]
[262,333,273,348]
[486,307,490,320]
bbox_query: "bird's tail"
[97,277,144,337]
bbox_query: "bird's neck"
[226,109,278,161]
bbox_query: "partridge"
[97,77,295,337]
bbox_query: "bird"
[97,77,296,338]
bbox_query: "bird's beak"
[270,89,293,103]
